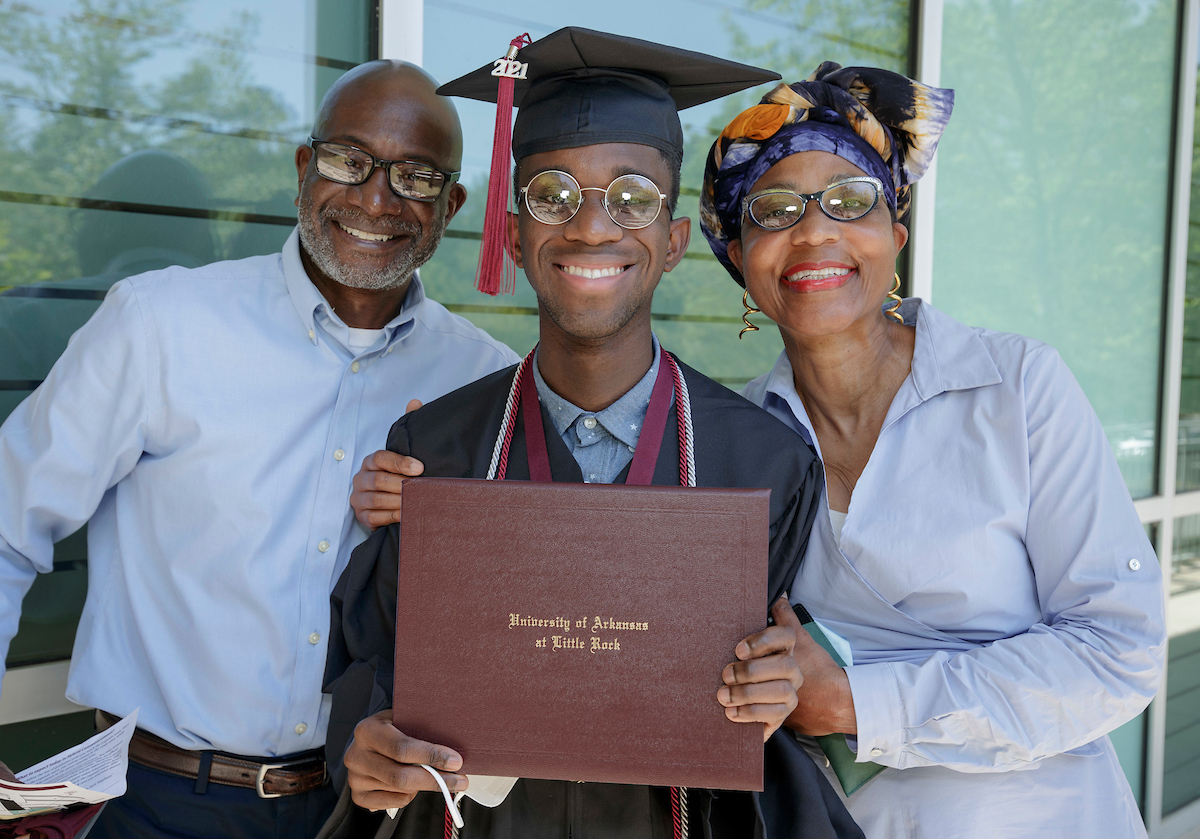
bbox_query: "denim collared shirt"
[533,337,665,484]
[0,228,518,756]
[744,298,1164,837]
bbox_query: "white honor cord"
[676,365,696,487]
[384,764,464,827]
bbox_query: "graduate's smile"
[513,143,691,344]
[553,260,635,292]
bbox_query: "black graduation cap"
[437,27,780,295]
[439,27,781,161]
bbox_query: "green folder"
[794,606,884,796]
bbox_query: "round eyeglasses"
[742,176,884,230]
[520,170,667,229]
[308,138,460,202]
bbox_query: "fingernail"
[725,706,738,719]
[717,686,731,705]
[736,641,750,659]
[449,775,467,791]
[780,591,789,601]
[443,753,463,771]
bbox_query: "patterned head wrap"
[700,62,954,286]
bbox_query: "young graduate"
[318,29,863,839]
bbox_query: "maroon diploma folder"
[394,477,769,791]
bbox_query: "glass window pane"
[933,0,1175,499]
[1180,41,1200,492]
[1167,514,1200,814]
[418,0,912,388]
[0,0,375,671]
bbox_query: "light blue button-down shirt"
[0,229,518,757]
[533,337,663,484]
[744,299,1165,837]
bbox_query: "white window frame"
[378,0,423,65]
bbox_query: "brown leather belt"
[97,711,327,798]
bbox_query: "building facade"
[0,0,1196,833]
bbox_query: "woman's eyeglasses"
[742,176,884,230]
[520,170,667,229]
[308,139,460,202]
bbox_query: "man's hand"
[344,711,467,813]
[717,596,805,741]
[784,616,858,737]
[349,400,426,530]
[0,761,35,839]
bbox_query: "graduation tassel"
[476,33,532,296]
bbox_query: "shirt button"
[318,540,330,553]
[870,747,883,757]
[627,445,635,453]
[351,361,360,373]
[583,417,597,429]
[309,632,321,645]
[295,723,308,735]
[1128,558,1142,571]
[333,449,345,461]
[307,329,315,341]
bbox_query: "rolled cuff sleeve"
[845,662,905,767]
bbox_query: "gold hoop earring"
[739,290,760,339]
[885,273,903,323]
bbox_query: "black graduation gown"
[318,358,864,839]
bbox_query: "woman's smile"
[782,261,856,292]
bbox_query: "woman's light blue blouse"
[743,299,1166,837]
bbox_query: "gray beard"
[296,193,446,291]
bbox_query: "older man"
[0,61,516,838]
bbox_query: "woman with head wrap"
[701,64,1164,837]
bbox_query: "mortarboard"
[438,27,780,295]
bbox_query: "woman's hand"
[785,622,858,737]
[718,596,805,741]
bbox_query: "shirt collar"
[761,299,1003,448]
[902,298,1002,399]
[282,227,427,348]
[533,335,662,448]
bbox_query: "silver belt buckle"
[253,757,326,799]
[255,762,286,799]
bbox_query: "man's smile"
[335,220,399,243]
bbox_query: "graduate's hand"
[350,400,425,530]
[344,710,467,813]
[718,596,805,741]
[784,618,858,737]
